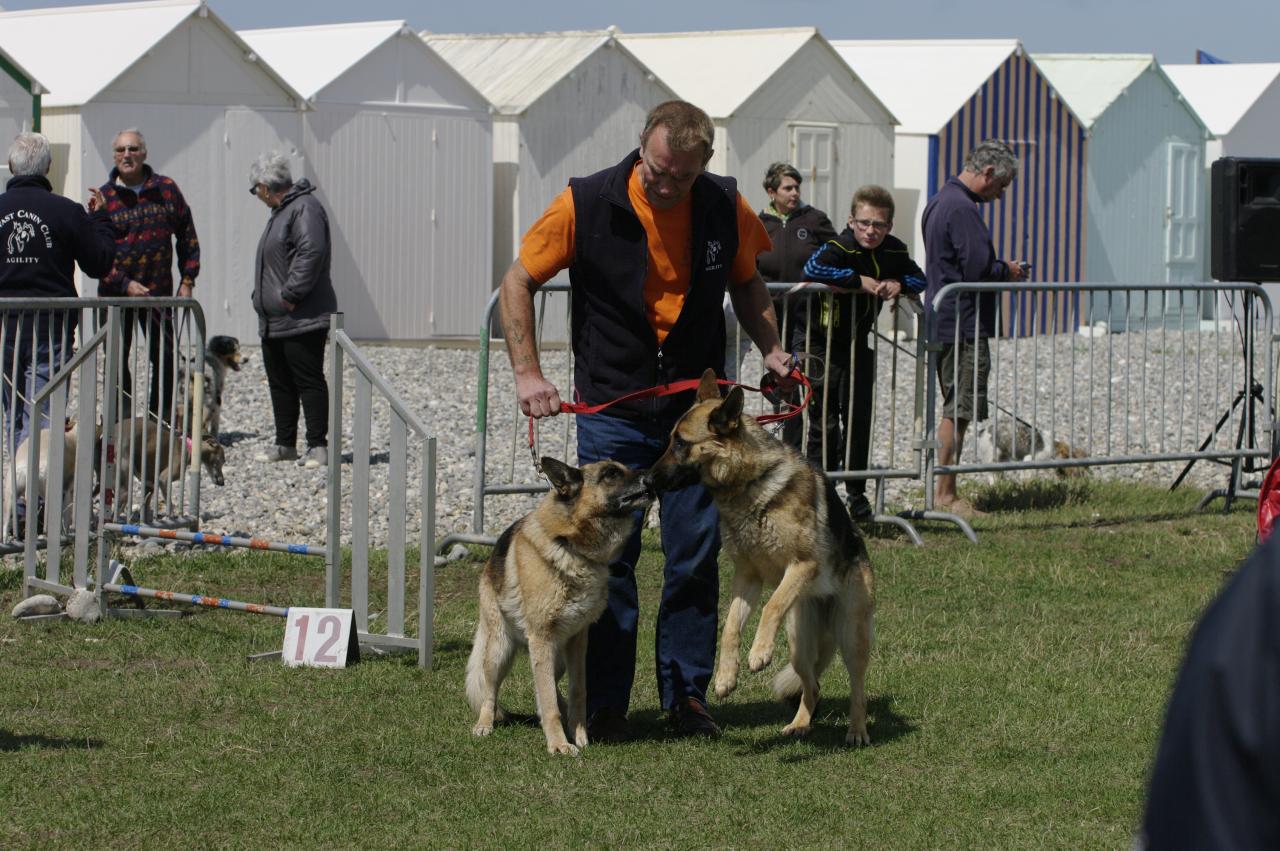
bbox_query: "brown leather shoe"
[669,697,722,739]
[586,708,631,743]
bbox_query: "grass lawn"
[0,480,1255,848]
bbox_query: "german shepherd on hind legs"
[650,369,876,745]
[466,457,654,755]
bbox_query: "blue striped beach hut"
[833,39,1088,336]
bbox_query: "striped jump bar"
[104,523,327,557]
[101,582,289,617]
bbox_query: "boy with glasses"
[793,185,925,522]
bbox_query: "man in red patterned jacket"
[97,127,200,419]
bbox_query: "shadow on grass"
[586,694,915,756]
[0,730,104,752]
[974,479,1092,512]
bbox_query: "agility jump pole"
[101,582,290,617]
[101,523,327,557]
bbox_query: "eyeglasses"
[113,145,142,154]
[852,218,891,231]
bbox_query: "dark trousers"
[1,311,74,452]
[784,345,876,498]
[260,329,329,449]
[576,411,720,716]
[112,307,178,421]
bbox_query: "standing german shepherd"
[466,457,653,755]
[650,369,876,745]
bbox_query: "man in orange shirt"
[499,101,793,742]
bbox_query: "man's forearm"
[729,273,784,357]
[497,261,544,379]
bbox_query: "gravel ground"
[181,324,1267,555]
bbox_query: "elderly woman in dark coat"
[248,152,338,468]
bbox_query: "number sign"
[281,607,360,668]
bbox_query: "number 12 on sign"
[282,607,360,668]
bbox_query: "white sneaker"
[254,445,298,463]
[300,446,328,468]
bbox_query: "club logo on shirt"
[796,228,809,240]
[1,210,50,264]
[705,239,723,272]
[7,221,35,255]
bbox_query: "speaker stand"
[1170,292,1272,512]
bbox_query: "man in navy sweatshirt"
[921,140,1028,518]
[0,132,116,449]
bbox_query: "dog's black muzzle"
[647,459,700,494]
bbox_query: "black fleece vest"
[568,149,739,422]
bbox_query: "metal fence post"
[325,312,344,608]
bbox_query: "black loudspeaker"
[1211,157,1280,282]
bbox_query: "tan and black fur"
[650,369,876,745]
[111,414,225,511]
[2,418,98,540]
[466,457,653,755]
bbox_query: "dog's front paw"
[845,725,871,747]
[472,721,494,737]
[547,741,580,756]
[748,643,774,673]
[713,677,737,700]
[780,721,811,738]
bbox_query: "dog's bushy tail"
[464,620,489,714]
[771,664,803,702]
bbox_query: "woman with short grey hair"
[249,152,338,468]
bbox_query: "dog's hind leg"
[779,601,823,738]
[466,598,515,736]
[714,568,763,700]
[564,629,589,748]
[749,559,819,673]
[837,570,876,747]
[528,632,577,756]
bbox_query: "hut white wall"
[0,71,33,156]
[515,45,672,283]
[303,35,494,340]
[1085,66,1207,286]
[726,41,895,219]
[892,133,932,259]
[1221,79,1280,159]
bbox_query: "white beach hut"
[1034,54,1211,312]
[618,28,896,220]
[241,21,493,340]
[1164,63,1280,163]
[426,29,677,300]
[0,45,44,164]
[0,0,307,342]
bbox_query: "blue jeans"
[2,312,73,452]
[576,411,721,716]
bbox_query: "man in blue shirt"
[921,140,1028,517]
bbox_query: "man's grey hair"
[8,132,52,177]
[248,152,293,192]
[113,128,146,152]
[963,140,1019,181]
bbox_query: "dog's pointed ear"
[541,457,583,499]
[696,368,721,402]
[709,386,745,434]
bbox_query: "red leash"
[526,369,812,468]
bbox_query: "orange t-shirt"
[518,163,771,344]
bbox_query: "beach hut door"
[791,125,835,217]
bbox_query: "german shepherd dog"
[466,457,654,755]
[650,369,876,745]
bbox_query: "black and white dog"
[186,335,246,440]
